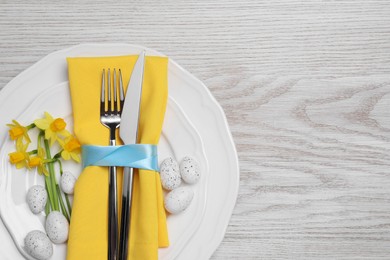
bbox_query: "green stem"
[28,149,37,155]
[53,150,63,160]
[44,179,52,215]
[37,131,44,150]
[45,200,50,216]
[44,139,59,211]
[26,123,36,130]
[40,133,55,213]
[56,184,70,222]
[65,194,72,217]
[44,159,58,164]
[57,160,72,218]
[57,159,64,175]
[44,166,56,212]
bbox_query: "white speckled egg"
[164,187,194,214]
[160,157,181,190]
[179,156,201,184]
[26,185,47,214]
[24,230,53,260]
[60,171,76,194]
[45,211,69,244]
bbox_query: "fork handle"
[119,167,135,260]
[108,139,118,260]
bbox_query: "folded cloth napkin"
[67,55,169,260]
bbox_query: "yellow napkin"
[67,55,169,260]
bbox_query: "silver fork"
[100,68,124,260]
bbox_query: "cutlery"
[100,68,124,260]
[118,51,145,260]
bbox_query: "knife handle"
[119,167,135,260]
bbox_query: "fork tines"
[101,68,125,116]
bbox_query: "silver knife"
[118,50,145,260]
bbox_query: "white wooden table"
[1,1,390,259]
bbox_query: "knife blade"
[118,50,145,260]
[120,51,145,144]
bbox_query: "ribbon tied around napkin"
[82,144,159,171]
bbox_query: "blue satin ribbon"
[82,144,159,171]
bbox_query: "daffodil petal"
[45,129,53,141]
[50,137,56,146]
[44,112,54,121]
[70,152,81,163]
[12,120,21,126]
[57,138,65,146]
[59,129,71,137]
[16,162,25,169]
[62,151,71,160]
[24,133,31,143]
[34,118,50,130]
[16,138,23,148]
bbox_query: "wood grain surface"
[1,0,390,259]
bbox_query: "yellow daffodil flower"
[9,141,29,169]
[7,120,31,145]
[34,112,70,145]
[28,148,49,176]
[59,136,81,163]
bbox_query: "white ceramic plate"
[0,44,239,260]
[0,81,208,260]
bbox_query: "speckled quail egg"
[164,187,194,214]
[24,230,53,260]
[160,157,182,190]
[179,156,201,184]
[26,185,47,214]
[60,171,76,195]
[45,211,69,244]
